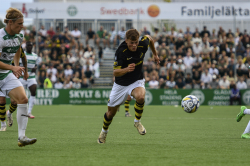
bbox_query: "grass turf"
[1,105,250,166]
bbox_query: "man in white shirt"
[209,63,219,76]
[64,65,73,78]
[237,77,247,90]
[183,52,194,69]
[200,69,212,89]
[148,76,159,89]
[54,79,63,89]
[71,26,81,40]
[219,75,230,89]
[47,64,57,83]
[39,25,47,39]
[192,40,202,55]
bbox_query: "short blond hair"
[4,8,23,24]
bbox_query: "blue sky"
[0,0,33,25]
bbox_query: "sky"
[0,0,33,25]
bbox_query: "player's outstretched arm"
[145,35,160,65]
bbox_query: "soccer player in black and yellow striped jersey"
[97,29,159,144]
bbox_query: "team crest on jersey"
[114,61,118,66]
[2,53,7,58]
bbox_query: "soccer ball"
[181,95,200,113]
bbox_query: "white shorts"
[0,73,23,97]
[108,79,145,107]
[19,78,37,89]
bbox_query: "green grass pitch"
[1,105,250,166]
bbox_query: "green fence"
[8,89,250,106]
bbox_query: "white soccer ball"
[181,95,200,113]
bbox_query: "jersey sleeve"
[113,52,124,70]
[140,36,150,52]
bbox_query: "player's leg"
[241,120,250,139]
[27,83,37,119]
[0,96,7,131]
[125,95,132,117]
[98,105,119,144]
[236,106,247,122]
[8,86,37,147]
[131,86,146,135]
[7,99,17,127]
[98,83,128,144]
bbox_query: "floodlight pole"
[36,7,39,55]
[233,12,237,80]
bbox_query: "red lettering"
[100,7,105,14]
[140,8,144,14]
[100,7,143,15]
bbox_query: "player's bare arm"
[113,63,135,77]
[145,35,160,65]
[20,47,29,80]
[0,52,25,76]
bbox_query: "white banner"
[11,2,250,20]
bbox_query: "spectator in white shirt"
[236,77,247,90]
[39,25,47,39]
[54,79,63,89]
[167,58,178,70]
[63,76,73,89]
[192,40,202,55]
[200,69,212,89]
[166,77,176,89]
[64,65,73,78]
[71,26,81,40]
[47,64,57,83]
[219,75,230,89]
[209,63,219,76]
[149,76,159,89]
[183,52,194,69]
[118,26,126,42]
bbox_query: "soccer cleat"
[28,113,35,119]
[237,106,246,122]
[241,133,250,139]
[134,122,146,135]
[7,110,13,127]
[18,136,37,147]
[0,126,6,131]
[125,112,132,117]
[97,131,107,144]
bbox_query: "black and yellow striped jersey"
[114,36,149,86]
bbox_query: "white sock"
[7,110,11,116]
[1,121,6,127]
[243,120,250,134]
[134,119,140,123]
[28,96,36,114]
[17,104,28,138]
[102,128,108,133]
[244,109,250,115]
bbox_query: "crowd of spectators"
[21,25,100,89]
[20,24,250,90]
[141,26,250,90]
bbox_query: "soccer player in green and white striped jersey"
[19,41,38,119]
[0,8,37,147]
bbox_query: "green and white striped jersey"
[19,51,38,79]
[0,28,23,80]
